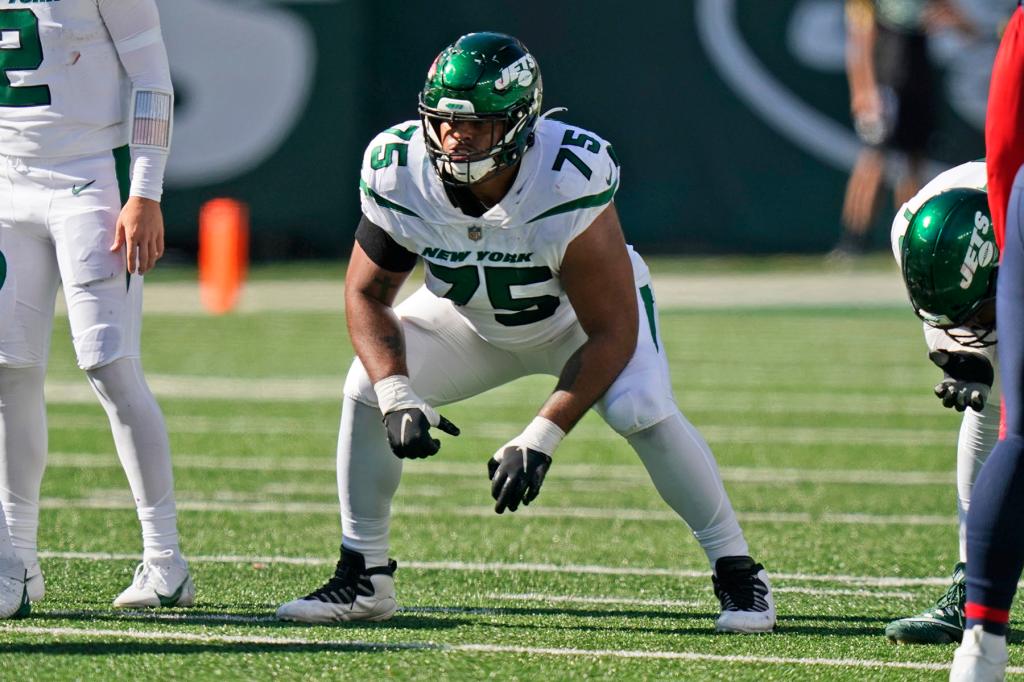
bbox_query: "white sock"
[956,402,1000,564]
[627,412,749,568]
[86,358,180,555]
[0,366,47,565]
[0,503,16,560]
[337,396,401,567]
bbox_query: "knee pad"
[598,381,677,437]
[66,271,140,371]
[75,323,126,371]
[342,358,377,407]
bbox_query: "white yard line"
[44,414,958,445]
[36,496,956,526]
[35,551,955,587]
[0,625,1003,673]
[43,375,941,418]
[50,272,905,316]
[486,588,920,604]
[45,452,954,486]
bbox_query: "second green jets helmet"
[900,187,998,344]
[418,32,543,185]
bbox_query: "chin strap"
[539,107,567,121]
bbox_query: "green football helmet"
[418,32,542,185]
[900,187,998,346]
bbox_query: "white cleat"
[25,561,44,603]
[277,547,397,624]
[0,554,29,619]
[713,555,776,633]
[113,549,195,608]
[950,624,1008,682]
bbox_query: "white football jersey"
[890,160,994,358]
[359,117,641,351]
[0,2,131,157]
[890,160,987,263]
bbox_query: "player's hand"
[929,350,994,412]
[488,444,552,514]
[374,375,459,459]
[383,407,460,459]
[111,196,165,275]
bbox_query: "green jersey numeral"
[427,263,478,305]
[427,262,560,327]
[551,129,601,180]
[370,142,409,170]
[0,10,50,107]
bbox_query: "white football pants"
[0,150,180,566]
[339,283,749,568]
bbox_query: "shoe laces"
[303,555,395,605]
[934,576,967,617]
[714,561,769,612]
[131,550,179,589]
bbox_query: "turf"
[1,269,1008,680]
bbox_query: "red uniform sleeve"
[986,5,1024,251]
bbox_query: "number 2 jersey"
[359,117,646,352]
[0,0,168,159]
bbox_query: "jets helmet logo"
[959,211,997,289]
[494,54,536,91]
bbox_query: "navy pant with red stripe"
[964,3,1024,636]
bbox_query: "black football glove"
[375,375,459,459]
[487,445,552,514]
[928,350,994,412]
[383,407,460,459]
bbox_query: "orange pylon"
[199,198,249,314]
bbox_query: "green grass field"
[1,260,1010,680]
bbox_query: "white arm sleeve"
[98,0,173,201]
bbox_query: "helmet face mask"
[418,32,542,185]
[900,188,998,346]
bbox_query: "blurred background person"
[834,0,978,257]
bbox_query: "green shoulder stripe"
[383,124,419,141]
[359,178,421,218]
[527,179,618,223]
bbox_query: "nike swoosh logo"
[400,413,414,443]
[71,180,95,196]
[605,167,613,186]
[156,579,187,607]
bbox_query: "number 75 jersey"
[359,117,635,351]
[0,3,133,158]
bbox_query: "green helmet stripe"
[528,179,618,223]
[0,250,5,291]
[359,178,421,218]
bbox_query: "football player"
[276,32,776,633]
[0,0,193,612]
[951,2,1024,678]
[885,161,996,646]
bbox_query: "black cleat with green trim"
[885,562,966,644]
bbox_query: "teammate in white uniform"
[0,0,193,615]
[885,161,998,644]
[276,32,776,632]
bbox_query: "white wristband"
[519,416,566,456]
[373,375,418,415]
